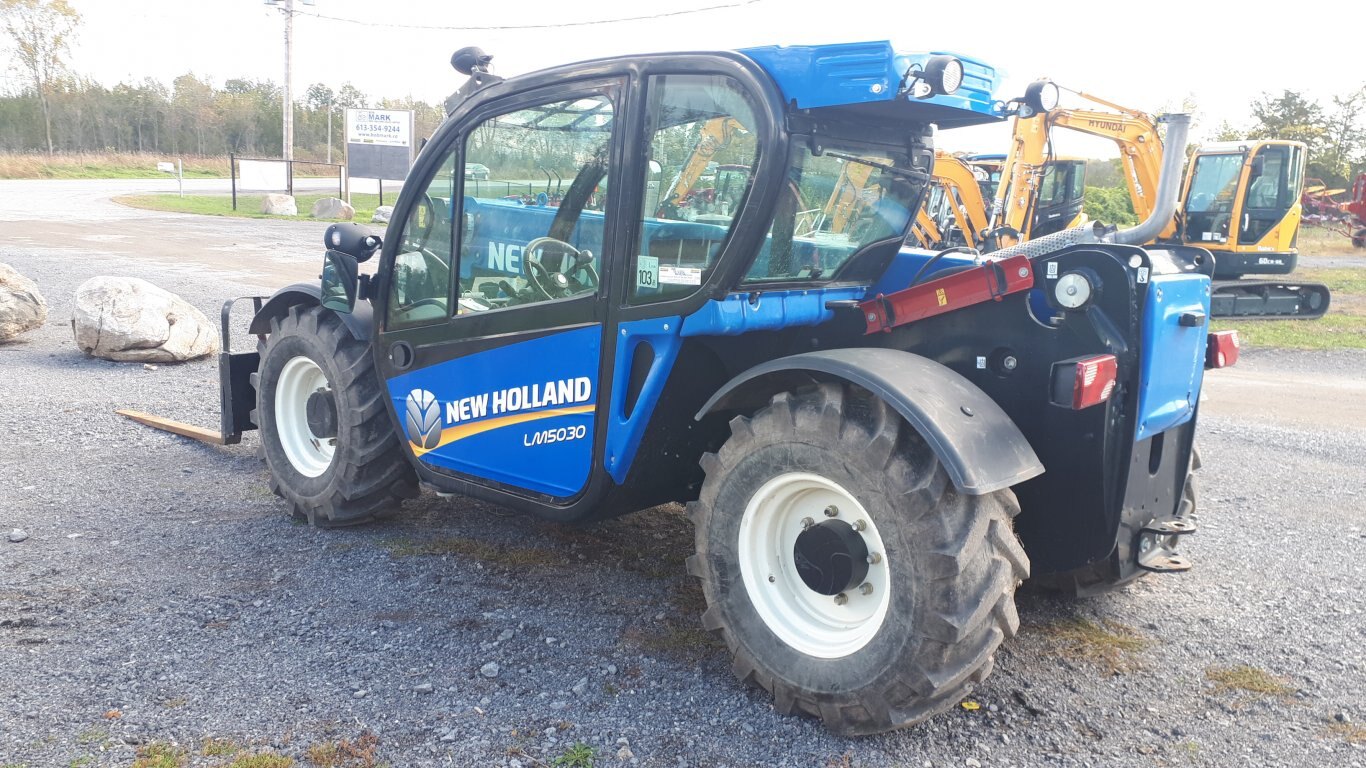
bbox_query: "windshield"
[745,144,925,282]
[1184,153,1244,214]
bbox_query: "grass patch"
[382,536,566,568]
[75,728,108,745]
[1205,664,1295,696]
[1328,721,1366,744]
[1040,617,1149,674]
[202,738,241,757]
[115,191,392,224]
[1214,313,1366,350]
[305,732,380,767]
[227,755,294,768]
[0,152,229,179]
[132,742,188,768]
[551,743,596,768]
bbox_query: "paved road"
[1,180,1363,767]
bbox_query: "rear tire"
[253,304,417,526]
[687,384,1028,735]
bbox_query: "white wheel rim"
[274,356,335,478]
[738,472,891,659]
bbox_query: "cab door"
[374,78,624,501]
[1236,142,1304,249]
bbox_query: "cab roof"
[740,41,1002,128]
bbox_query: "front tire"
[687,384,1028,735]
[253,304,418,526]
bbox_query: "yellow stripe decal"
[411,404,595,458]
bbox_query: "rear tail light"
[1050,354,1118,410]
[1206,330,1240,369]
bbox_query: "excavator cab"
[1178,140,1306,278]
[1030,158,1087,237]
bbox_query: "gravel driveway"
[1,185,1363,767]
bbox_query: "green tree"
[1322,85,1366,186]
[0,0,80,155]
[1248,90,1327,153]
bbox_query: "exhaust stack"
[1112,113,1191,245]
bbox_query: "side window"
[458,94,614,312]
[1037,164,1060,205]
[632,75,759,303]
[1069,162,1086,202]
[387,150,457,329]
[745,145,923,283]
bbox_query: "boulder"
[372,205,394,224]
[311,197,355,220]
[261,193,297,216]
[0,262,47,342]
[71,276,217,362]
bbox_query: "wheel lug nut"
[824,505,839,518]
[851,519,867,532]
[833,593,848,606]
[800,516,815,530]
[859,582,874,596]
[867,552,882,565]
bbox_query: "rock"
[0,262,48,342]
[261,193,297,216]
[311,197,355,220]
[413,683,434,694]
[71,276,218,362]
[616,747,634,761]
[571,677,589,696]
[372,205,394,224]
[1338,710,1352,723]
[496,629,514,643]
[7,528,27,543]
[353,689,367,699]
[479,662,500,678]
[965,759,982,768]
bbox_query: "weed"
[75,728,107,746]
[227,754,294,768]
[1327,721,1366,744]
[382,536,565,568]
[1040,617,1149,674]
[161,697,188,708]
[1205,664,1295,696]
[202,738,241,757]
[304,732,380,767]
[132,742,188,768]
[69,758,93,768]
[552,743,596,768]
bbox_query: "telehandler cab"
[127,41,1234,735]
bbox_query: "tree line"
[0,74,444,160]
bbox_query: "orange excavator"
[961,82,1329,318]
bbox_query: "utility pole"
[266,0,310,161]
[282,0,294,161]
[326,99,332,164]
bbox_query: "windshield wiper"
[822,152,929,183]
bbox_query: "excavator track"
[1210,280,1331,320]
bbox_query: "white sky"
[19,0,1365,159]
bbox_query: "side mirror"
[323,222,382,263]
[321,250,359,314]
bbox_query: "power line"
[293,0,764,31]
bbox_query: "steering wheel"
[404,193,436,247]
[522,237,599,299]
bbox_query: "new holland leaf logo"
[405,389,442,450]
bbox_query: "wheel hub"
[794,520,870,596]
[305,388,338,439]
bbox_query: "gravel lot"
[1,185,1364,767]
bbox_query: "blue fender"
[696,348,1044,495]
[247,282,373,341]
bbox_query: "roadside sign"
[346,108,415,184]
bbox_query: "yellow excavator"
[959,83,1328,318]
